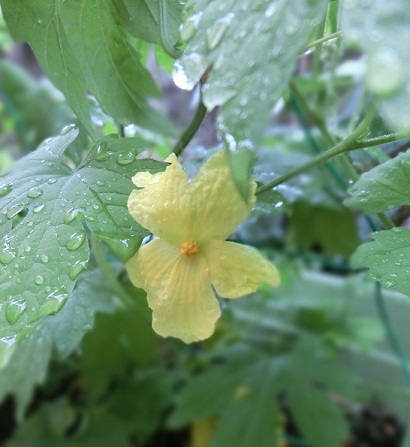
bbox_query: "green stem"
[117,124,125,138]
[159,0,182,59]
[256,106,378,195]
[303,31,341,52]
[92,235,133,307]
[173,100,207,156]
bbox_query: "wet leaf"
[0,129,164,344]
[342,0,410,132]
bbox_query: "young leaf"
[351,228,410,297]
[342,0,410,132]
[0,129,164,340]
[346,150,410,214]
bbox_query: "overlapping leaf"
[0,128,164,342]
[342,0,410,132]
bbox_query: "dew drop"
[95,141,113,161]
[172,53,207,91]
[64,208,79,224]
[33,203,45,213]
[35,275,45,285]
[117,149,136,165]
[6,204,25,219]
[60,124,76,135]
[96,181,106,187]
[69,260,87,280]
[180,11,202,41]
[27,187,43,199]
[48,178,57,185]
[5,299,27,324]
[0,246,17,265]
[41,255,49,264]
[24,246,31,253]
[38,287,69,315]
[207,12,234,50]
[66,231,86,251]
[203,83,236,110]
[0,184,12,198]
[265,3,277,18]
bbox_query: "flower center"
[180,239,199,257]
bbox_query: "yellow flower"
[126,150,280,343]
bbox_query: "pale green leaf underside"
[352,228,410,297]
[178,0,328,141]
[345,150,410,214]
[342,0,410,132]
[0,129,164,339]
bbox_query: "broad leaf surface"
[346,150,410,213]
[0,271,116,419]
[0,129,164,339]
[352,228,410,297]
[1,0,93,135]
[114,0,182,46]
[342,0,410,132]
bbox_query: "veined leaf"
[0,129,164,343]
[342,0,410,132]
[346,150,410,214]
[351,228,410,297]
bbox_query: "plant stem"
[159,0,182,59]
[117,124,125,138]
[303,31,342,52]
[256,106,378,195]
[92,234,133,307]
[173,99,207,156]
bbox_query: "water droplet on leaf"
[0,184,12,198]
[95,141,113,161]
[66,231,86,251]
[207,12,234,50]
[6,204,25,219]
[27,187,43,199]
[203,83,236,109]
[35,275,45,285]
[60,124,76,135]
[5,299,27,324]
[69,260,87,280]
[0,246,17,265]
[117,149,136,165]
[172,53,207,91]
[41,255,49,264]
[33,203,45,213]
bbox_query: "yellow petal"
[202,241,280,298]
[152,255,221,343]
[190,150,257,242]
[128,154,191,244]
[126,239,221,343]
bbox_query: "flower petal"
[190,150,256,242]
[126,239,221,343]
[202,241,280,298]
[128,154,191,244]
[151,255,221,343]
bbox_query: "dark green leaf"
[346,150,410,213]
[342,0,410,132]
[0,129,164,343]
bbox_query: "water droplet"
[95,141,113,161]
[38,287,68,315]
[117,149,136,165]
[96,181,106,187]
[64,208,79,224]
[33,203,45,213]
[48,178,57,185]
[203,83,236,109]
[92,204,99,210]
[0,184,12,198]
[27,187,43,199]
[60,124,76,135]
[207,12,234,50]
[106,196,112,201]
[69,260,87,280]
[172,53,207,91]
[0,246,17,265]
[24,246,31,253]
[66,231,86,251]
[367,49,405,95]
[385,280,397,288]
[6,204,25,219]
[265,3,277,18]
[41,255,49,264]
[35,275,45,285]
[6,299,27,324]
[180,11,202,41]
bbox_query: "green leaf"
[177,0,328,142]
[351,228,410,296]
[1,0,93,136]
[0,129,164,340]
[59,0,171,133]
[345,150,410,214]
[0,271,116,419]
[341,0,410,132]
[114,0,182,46]
[289,200,361,257]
